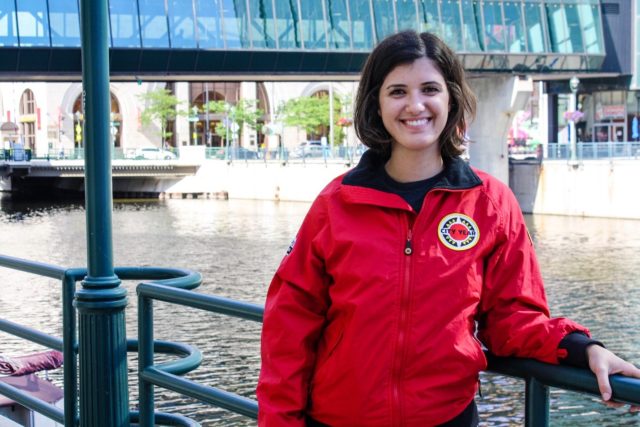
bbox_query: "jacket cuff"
[558,332,604,368]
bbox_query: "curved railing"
[0,254,202,426]
[2,252,640,426]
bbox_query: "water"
[0,197,639,426]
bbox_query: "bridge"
[0,0,607,81]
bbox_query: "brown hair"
[354,31,476,160]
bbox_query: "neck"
[384,150,444,183]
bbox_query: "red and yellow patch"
[437,213,480,251]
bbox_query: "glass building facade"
[0,0,606,72]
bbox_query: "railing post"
[138,294,156,427]
[75,0,130,426]
[525,377,549,427]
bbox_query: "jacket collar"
[339,149,482,208]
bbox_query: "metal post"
[569,76,579,164]
[76,0,129,426]
[525,377,549,427]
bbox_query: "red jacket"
[258,154,589,426]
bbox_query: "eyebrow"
[384,81,442,90]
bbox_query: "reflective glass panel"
[299,1,326,49]
[524,1,546,52]
[372,0,395,42]
[274,0,300,48]
[563,3,584,52]
[349,0,374,50]
[577,3,603,54]
[49,1,80,46]
[546,2,580,53]
[139,0,169,47]
[481,1,504,51]
[168,0,196,48]
[418,0,440,34]
[396,0,418,32]
[461,0,481,51]
[221,0,249,48]
[326,0,351,49]
[195,0,224,48]
[0,0,19,46]
[441,0,463,51]
[503,1,524,52]
[247,0,276,48]
[16,0,50,46]
[110,0,140,47]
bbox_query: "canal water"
[0,197,639,426]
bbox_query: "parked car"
[292,141,330,158]
[215,147,260,160]
[134,147,177,160]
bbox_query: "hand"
[587,344,640,410]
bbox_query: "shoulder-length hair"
[354,31,476,160]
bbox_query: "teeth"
[405,118,430,126]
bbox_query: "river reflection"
[0,198,638,426]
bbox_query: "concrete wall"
[165,160,351,202]
[510,159,640,220]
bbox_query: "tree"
[279,94,344,146]
[137,88,184,149]
[203,99,264,146]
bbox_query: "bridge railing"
[2,253,640,427]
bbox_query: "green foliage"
[203,99,264,140]
[278,94,348,145]
[137,88,185,146]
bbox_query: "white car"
[134,147,177,160]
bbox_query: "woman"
[257,31,640,427]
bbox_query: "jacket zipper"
[392,224,413,425]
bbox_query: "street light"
[568,76,579,163]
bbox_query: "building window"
[19,89,36,149]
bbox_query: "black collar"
[342,149,482,191]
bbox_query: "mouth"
[401,117,432,127]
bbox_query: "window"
[109,0,141,47]
[195,0,224,48]
[349,0,374,50]
[396,0,419,33]
[221,0,249,48]
[461,0,481,51]
[299,1,327,49]
[419,0,440,35]
[19,89,36,149]
[481,1,505,51]
[139,0,169,48]
[49,1,80,47]
[247,0,276,48]
[274,0,301,48]
[0,0,19,46]
[168,0,197,48]
[441,0,463,51]
[524,1,547,52]
[503,1,525,53]
[326,0,351,49]
[16,0,50,46]
[372,0,396,43]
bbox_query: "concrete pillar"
[466,75,533,184]
[174,82,190,146]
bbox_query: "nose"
[405,94,426,115]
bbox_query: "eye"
[423,86,440,94]
[388,88,405,96]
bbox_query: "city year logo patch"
[438,213,480,251]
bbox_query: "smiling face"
[378,57,450,161]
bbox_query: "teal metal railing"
[2,253,640,426]
[0,254,202,426]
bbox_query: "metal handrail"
[0,255,202,426]
[3,253,640,426]
[136,281,640,427]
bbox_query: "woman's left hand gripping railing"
[0,253,85,426]
[134,269,263,427]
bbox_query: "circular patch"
[438,213,480,251]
